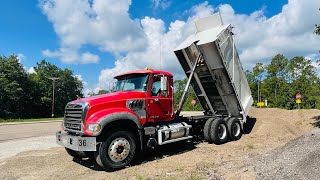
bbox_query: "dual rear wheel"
[204,117,242,144]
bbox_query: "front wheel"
[94,130,137,171]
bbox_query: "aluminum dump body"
[174,13,253,118]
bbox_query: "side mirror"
[160,76,167,91]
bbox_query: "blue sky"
[0,0,319,95]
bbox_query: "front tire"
[94,130,137,171]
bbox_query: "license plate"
[56,132,96,151]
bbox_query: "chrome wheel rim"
[233,122,241,137]
[108,138,131,162]
[218,124,227,140]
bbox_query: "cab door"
[146,75,173,122]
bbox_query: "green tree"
[245,55,320,109]
[88,89,109,97]
[262,54,289,107]
[97,90,109,95]
[0,55,31,119]
[173,79,202,111]
[315,24,320,35]
[31,60,83,117]
[250,63,265,104]
[315,8,320,35]
[287,57,319,109]
[267,54,288,79]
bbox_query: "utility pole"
[48,77,59,117]
[258,79,260,104]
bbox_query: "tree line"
[246,54,320,109]
[0,55,83,119]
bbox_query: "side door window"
[151,77,161,96]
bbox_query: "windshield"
[114,74,149,92]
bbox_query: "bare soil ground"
[1,108,319,180]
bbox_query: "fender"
[85,108,142,136]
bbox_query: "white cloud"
[96,1,214,90]
[306,53,320,73]
[17,53,35,74]
[306,53,320,61]
[74,74,94,97]
[80,52,99,63]
[39,0,147,63]
[151,0,171,10]
[16,53,25,63]
[42,49,99,64]
[27,67,35,74]
[41,0,320,91]
[74,74,85,84]
[218,0,320,67]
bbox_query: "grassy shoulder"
[0,117,63,123]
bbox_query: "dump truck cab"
[113,69,175,123]
[64,69,175,135]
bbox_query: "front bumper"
[56,131,96,151]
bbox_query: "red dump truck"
[56,13,253,171]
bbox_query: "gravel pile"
[254,128,320,180]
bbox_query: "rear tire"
[65,148,88,159]
[227,118,242,141]
[203,118,215,142]
[94,130,137,171]
[209,118,228,145]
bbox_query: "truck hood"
[73,91,146,106]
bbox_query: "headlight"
[87,123,102,133]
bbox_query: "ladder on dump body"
[176,43,228,116]
[195,63,227,114]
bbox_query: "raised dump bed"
[174,13,253,120]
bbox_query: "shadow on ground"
[72,140,198,171]
[72,117,257,172]
[72,157,104,171]
[312,115,320,128]
[243,116,257,134]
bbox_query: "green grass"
[187,172,204,180]
[246,142,255,149]
[0,117,63,123]
[135,174,146,180]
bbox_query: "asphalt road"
[0,121,62,142]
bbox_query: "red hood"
[73,91,146,106]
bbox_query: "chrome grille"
[64,103,86,132]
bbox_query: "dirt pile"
[254,129,320,180]
[0,108,319,180]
